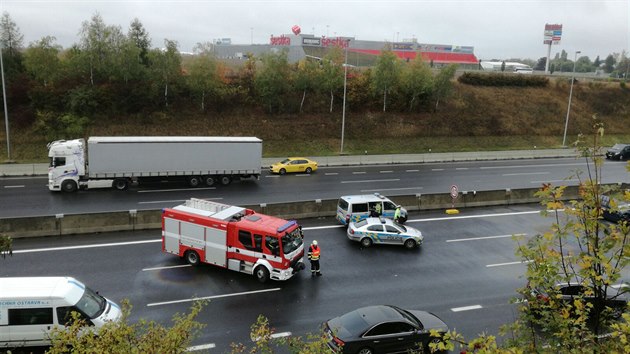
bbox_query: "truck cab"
[47,139,86,192]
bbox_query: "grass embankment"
[1,80,629,162]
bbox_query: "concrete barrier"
[4,184,624,239]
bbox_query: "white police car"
[347,217,423,249]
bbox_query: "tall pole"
[0,44,10,161]
[340,41,349,155]
[562,50,580,147]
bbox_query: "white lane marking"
[431,168,444,171]
[406,169,419,172]
[305,224,346,230]
[147,288,282,307]
[265,175,280,178]
[361,187,424,192]
[271,332,291,339]
[446,233,526,242]
[379,170,394,173]
[410,210,542,223]
[341,178,400,184]
[451,305,482,312]
[138,198,222,205]
[138,187,216,193]
[325,172,339,175]
[455,168,468,170]
[143,264,192,271]
[295,174,311,177]
[502,172,549,176]
[12,239,160,254]
[531,179,572,184]
[481,162,586,170]
[4,185,25,188]
[611,284,629,289]
[486,260,533,268]
[352,171,367,174]
[187,343,216,351]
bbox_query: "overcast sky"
[2,0,628,61]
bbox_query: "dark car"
[605,144,630,160]
[600,195,630,224]
[531,282,629,319]
[323,305,448,354]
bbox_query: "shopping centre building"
[210,33,480,69]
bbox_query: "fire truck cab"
[162,198,305,283]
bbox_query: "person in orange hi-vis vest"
[308,240,322,276]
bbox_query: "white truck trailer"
[47,136,262,192]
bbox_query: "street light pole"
[0,44,10,161]
[340,40,349,155]
[562,50,581,147]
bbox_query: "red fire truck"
[162,198,305,282]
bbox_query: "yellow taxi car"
[270,157,318,175]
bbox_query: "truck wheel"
[188,176,201,187]
[61,180,77,193]
[185,250,200,266]
[220,175,232,186]
[112,178,129,191]
[203,176,215,186]
[254,265,269,283]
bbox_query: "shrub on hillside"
[458,72,549,87]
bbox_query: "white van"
[336,193,407,225]
[0,277,122,348]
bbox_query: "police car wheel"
[360,238,373,248]
[185,251,200,266]
[254,266,269,283]
[404,239,416,249]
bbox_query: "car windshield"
[354,219,368,228]
[393,307,421,328]
[282,228,303,254]
[612,144,626,149]
[280,159,290,164]
[74,286,107,319]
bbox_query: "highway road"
[1,157,628,218]
[4,205,629,352]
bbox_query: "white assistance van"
[0,277,122,348]
[336,193,407,225]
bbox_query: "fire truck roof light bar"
[277,220,297,233]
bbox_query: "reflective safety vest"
[308,245,320,260]
[394,208,401,219]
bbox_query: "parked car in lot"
[270,157,318,175]
[600,195,630,224]
[347,217,423,249]
[323,305,448,354]
[530,282,629,319]
[605,144,630,160]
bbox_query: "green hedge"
[458,72,549,87]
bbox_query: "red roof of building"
[351,49,478,64]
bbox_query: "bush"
[458,72,549,87]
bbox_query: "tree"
[295,58,321,113]
[23,36,61,86]
[0,233,12,258]
[128,18,151,66]
[255,50,292,113]
[48,300,205,353]
[561,49,568,61]
[575,55,594,73]
[438,123,630,353]
[534,57,547,71]
[320,45,344,113]
[603,54,616,73]
[432,64,457,112]
[593,55,601,68]
[401,52,433,112]
[187,52,221,111]
[372,45,401,112]
[79,13,123,86]
[0,12,23,56]
[149,39,182,107]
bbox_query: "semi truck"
[162,198,305,283]
[47,136,262,192]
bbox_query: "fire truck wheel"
[254,266,269,283]
[185,250,200,266]
[61,180,77,193]
[203,176,215,186]
[220,175,232,185]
